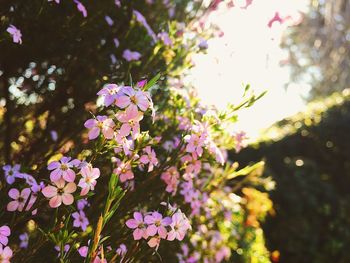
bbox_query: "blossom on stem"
[78,165,100,196]
[2,164,21,185]
[48,156,80,182]
[167,212,191,241]
[74,0,87,17]
[0,245,13,263]
[115,86,150,112]
[116,107,143,139]
[42,179,77,208]
[84,115,115,140]
[122,50,141,62]
[114,162,134,183]
[139,146,158,172]
[19,233,29,249]
[97,84,120,107]
[7,25,22,44]
[126,212,148,240]
[0,226,10,246]
[161,167,179,194]
[144,211,171,239]
[7,188,31,212]
[72,210,89,231]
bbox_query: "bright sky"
[189,0,310,140]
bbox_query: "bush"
[232,90,350,263]
[0,1,272,262]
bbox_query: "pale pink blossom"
[139,146,158,172]
[7,188,31,212]
[7,25,22,44]
[184,133,205,157]
[72,210,89,231]
[78,166,100,196]
[161,167,179,194]
[84,115,115,140]
[126,212,148,240]
[0,226,10,246]
[144,211,171,239]
[48,156,80,182]
[0,245,13,263]
[114,162,134,183]
[147,236,161,250]
[42,179,76,208]
[115,86,150,112]
[167,212,191,241]
[116,107,143,139]
[116,243,127,257]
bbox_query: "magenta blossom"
[48,156,80,182]
[7,188,31,212]
[78,165,100,196]
[0,226,10,246]
[115,86,150,112]
[122,49,141,62]
[7,25,22,44]
[97,84,120,107]
[2,164,21,185]
[0,245,13,263]
[72,210,89,231]
[139,146,158,172]
[78,246,88,257]
[84,115,115,140]
[74,0,87,17]
[19,233,29,249]
[42,179,76,208]
[126,212,148,240]
[144,211,171,239]
[114,162,134,183]
[116,107,143,139]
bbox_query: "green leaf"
[144,73,161,91]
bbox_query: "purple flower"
[113,38,120,48]
[72,210,89,231]
[144,211,171,239]
[167,212,191,241]
[105,16,114,26]
[115,0,121,7]
[133,10,157,42]
[7,25,22,44]
[158,32,172,46]
[0,226,11,246]
[110,54,117,64]
[19,233,29,248]
[97,84,120,107]
[50,130,58,141]
[74,0,87,17]
[77,199,89,210]
[47,156,80,182]
[2,164,21,185]
[122,49,141,62]
[116,244,127,257]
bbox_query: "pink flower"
[184,134,205,157]
[2,164,21,185]
[161,167,179,194]
[139,146,158,172]
[122,49,141,62]
[126,212,148,240]
[147,236,161,250]
[48,156,80,182]
[74,0,87,17]
[84,115,115,140]
[42,179,77,208]
[0,226,10,246]
[78,246,88,257]
[115,86,150,112]
[144,212,171,239]
[72,210,89,231]
[0,245,13,263]
[7,25,22,44]
[167,212,191,241]
[116,107,143,139]
[7,188,31,212]
[78,165,100,196]
[114,162,134,183]
[116,243,127,257]
[97,84,120,107]
[182,154,201,175]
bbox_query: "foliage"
[232,89,350,263]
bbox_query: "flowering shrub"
[0,0,272,262]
